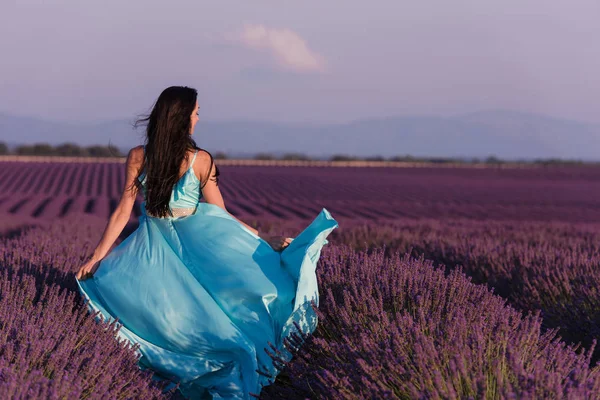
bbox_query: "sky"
[1,0,599,124]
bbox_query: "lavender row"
[325,218,600,365]
[0,216,174,399]
[1,162,600,222]
[261,245,600,399]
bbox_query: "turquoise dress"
[76,149,338,399]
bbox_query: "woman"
[74,86,338,399]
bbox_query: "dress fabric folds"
[76,149,339,399]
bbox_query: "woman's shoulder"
[192,148,217,172]
[192,148,219,185]
[194,147,215,163]
[125,145,145,167]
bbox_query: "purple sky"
[1,0,599,124]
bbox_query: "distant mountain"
[0,113,145,151]
[1,110,599,160]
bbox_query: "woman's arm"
[198,151,259,235]
[76,146,142,279]
[197,150,291,250]
[89,146,143,262]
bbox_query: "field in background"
[2,159,600,398]
[0,159,599,223]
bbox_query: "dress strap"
[189,149,198,170]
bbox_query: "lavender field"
[1,160,600,399]
[1,161,600,223]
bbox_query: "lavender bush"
[328,219,600,364]
[0,214,173,399]
[262,246,600,399]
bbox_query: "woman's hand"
[260,234,293,252]
[75,258,102,280]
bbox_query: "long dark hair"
[132,86,217,218]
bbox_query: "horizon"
[2,106,600,161]
[2,106,600,162]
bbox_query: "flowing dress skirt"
[76,202,338,399]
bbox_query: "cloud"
[238,24,326,73]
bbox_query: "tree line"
[0,142,122,157]
[250,153,595,165]
[0,142,595,165]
